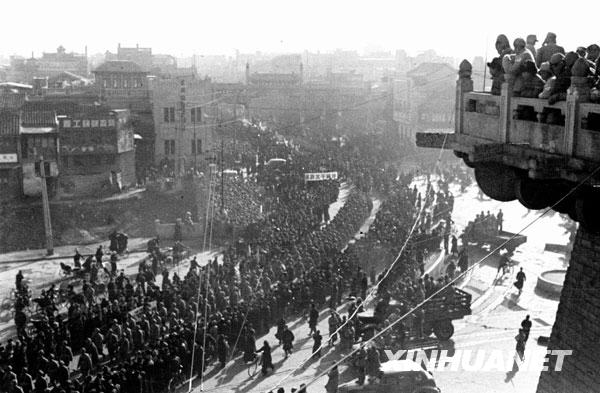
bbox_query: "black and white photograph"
[0,1,598,392]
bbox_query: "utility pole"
[220,122,224,212]
[193,107,197,173]
[39,156,54,255]
[177,80,186,177]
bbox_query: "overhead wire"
[188,165,217,391]
[299,163,600,392]
[267,132,450,392]
[200,164,219,392]
[186,68,475,390]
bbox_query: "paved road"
[192,181,570,393]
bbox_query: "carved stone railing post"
[563,58,591,156]
[564,94,578,156]
[456,60,473,135]
[499,75,515,143]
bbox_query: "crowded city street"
[0,159,570,393]
[4,9,600,391]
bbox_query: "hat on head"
[587,44,600,52]
[526,34,538,43]
[549,53,565,65]
[543,32,557,45]
[513,38,526,48]
[539,62,551,72]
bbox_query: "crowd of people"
[0,117,477,393]
[488,32,600,106]
[462,209,503,244]
[0,126,405,393]
[213,175,264,229]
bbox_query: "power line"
[267,133,450,392]
[299,163,600,392]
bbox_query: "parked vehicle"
[358,287,472,341]
[338,359,441,393]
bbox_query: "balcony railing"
[451,61,600,166]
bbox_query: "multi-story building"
[0,110,22,201]
[152,76,214,172]
[105,44,185,77]
[105,44,153,71]
[37,46,88,78]
[394,62,456,142]
[240,62,376,135]
[0,82,31,111]
[93,60,154,170]
[5,47,88,84]
[57,108,135,196]
[19,102,60,197]
[93,60,150,110]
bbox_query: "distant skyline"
[2,0,596,62]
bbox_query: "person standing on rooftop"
[536,32,565,67]
[495,34,513,57]
[526,34,538,59]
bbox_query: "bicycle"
[503,259,517,277]
[167,368,186,393]
[247,353,262,378]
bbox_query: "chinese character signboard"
[304,171,338,182]
[0,154,18,163]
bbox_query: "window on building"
[164,139,176,156]
[191,139,202,155]
[191,107,202,123]
[0,170,9,186]
[164,107,175,123]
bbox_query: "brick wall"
[536,225,600,393]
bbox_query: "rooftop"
[93,60,147,74]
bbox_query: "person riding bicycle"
[255,340,274,375]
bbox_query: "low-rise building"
[57,108,135,196]
[0,110,22,201]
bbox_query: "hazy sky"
[2,0,597,60]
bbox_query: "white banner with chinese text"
[304,171,338,182]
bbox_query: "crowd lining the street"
[0,125,471,393]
